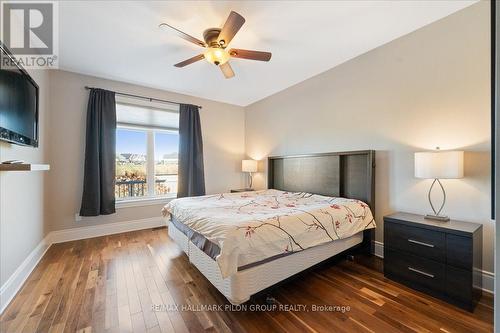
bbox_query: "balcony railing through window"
[115,177,178,198]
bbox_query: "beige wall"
[0,69,50,286]
[1,0,492,297]
[245,2,493,271]
[46,70,246,231]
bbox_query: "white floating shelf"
[0,164,50,171]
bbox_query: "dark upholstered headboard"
[267,150,376,253]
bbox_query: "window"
[115,99,179,203]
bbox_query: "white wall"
[245,2,493,272]
[46,70,246,231]
[0,69,50,287]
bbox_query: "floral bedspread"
[163,189,375,278]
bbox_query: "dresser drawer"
[384,248,445,294]
[385,221,445,262]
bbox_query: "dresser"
[383,212,482,311]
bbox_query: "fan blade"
[217,11,245,46]
[229,49,272,61]
[159,23,206,47]
[174,54,205,67]
[220,62,235,79]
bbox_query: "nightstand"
[383,212,482,311]
[230,188,255,193]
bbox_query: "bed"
[163,150,376,304]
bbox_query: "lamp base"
[424,214,450,222]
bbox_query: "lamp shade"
[242,159,258,173]
[414,151,464,179]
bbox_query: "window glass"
[115,128,148,198]
[155,132,179,195]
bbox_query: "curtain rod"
[84,86,202,109]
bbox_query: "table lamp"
[414,149,464,221]
[242,159,258,189]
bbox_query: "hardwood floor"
[0,227,493,333]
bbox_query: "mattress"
[163,189,375,278]
[170,217,309,271]
[168,221,363,304]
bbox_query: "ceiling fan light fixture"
[163,11,271,78]
[204,47,230,66]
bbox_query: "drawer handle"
[408,266,435,278]
[408,239,434,248]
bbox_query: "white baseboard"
[0,235,51,314]
[49,217,165,244]
[373,241,494,294]
[0,216,165,314]
[479,269,494,294]
[374,240,384,258]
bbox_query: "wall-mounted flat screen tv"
[0,43,39,147]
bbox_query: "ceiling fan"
[159,11,272,79]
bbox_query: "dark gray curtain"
[80,88,117,216]
[177,104,205,198]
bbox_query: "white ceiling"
[59,1,476,106]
